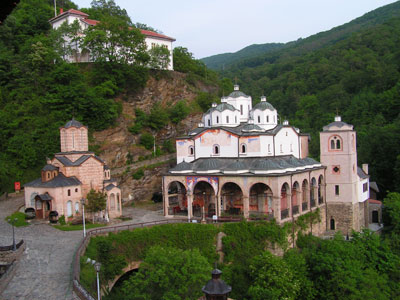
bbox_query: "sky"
[72,0,398,59]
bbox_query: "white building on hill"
[49,9,175,70]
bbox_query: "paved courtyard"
[0,197,166,300]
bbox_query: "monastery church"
[24,119,122,220]
[163,85,377,234]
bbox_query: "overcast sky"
[73,0,397,59]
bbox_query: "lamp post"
[94,262,101,300]
[7,218,17,251]
[80,198,86,237]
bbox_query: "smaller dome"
[253,101,275,111]
[64,118,85,128]
[241,124,264,132]
[206,103,237,114]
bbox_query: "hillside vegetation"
[0,0,228,194]
[212,2,400,194]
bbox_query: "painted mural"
[186,176,219,194]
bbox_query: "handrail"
[72,219,187,299]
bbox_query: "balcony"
[302,202,308,211]
[292,205,299,215]
[281,208,289,220]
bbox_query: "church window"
[208,119,211,126]
[330,218,335,230]
[333,166,340,174]
[286,132,288,136]
[216,116,219,124]
[274,116,276,123]
[331,139,335,149]
[117,194,121,211]
[240,105,243,115]
[226,116,229,123]
[75,202,79,213]
[363,183,368,192]
[68,189,71,196]
[268,144,271,153]
[257,116,260,123]
[47,172,51,179]
[213,145,220,155]
[336,139,341,149]
[72,131,75,149]
[241,144,247,154]
[189,146,194,156]
[235,116,237,123]
[330,136,342,150]
[290,143,293,152]
[280,144,283,153]
[335,185,340,195]
[75,188,78,193]
[266,115,269,123]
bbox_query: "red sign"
[14,182,21,191]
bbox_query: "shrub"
[139,133,154,150]
[132,168,144,180]
[58,215,66,225]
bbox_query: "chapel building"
[163,85,371,234]
[24,119,122,220]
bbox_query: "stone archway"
[280,183,290,220]
[221,182,243,216]
[106,261,142,292]
[167,181,188,216]
[193,181,216,218]
[292,181,300,216]
[249,183,273,218]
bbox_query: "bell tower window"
[329,136,342,150]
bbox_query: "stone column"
[243,196,249,219]
[187,193,193,219]
[163,180,169,217]
[287,193,292,219]
[274,195,281,222]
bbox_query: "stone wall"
[326,202,354,234]
[0,240,25,294]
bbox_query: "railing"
[281,208,289,220]
[292,205,299,215]
[248,211,274,221]
[318,196,324,205]
[310,198,316,208]
[302,202,308,211]
[72,219,187,299]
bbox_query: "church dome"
[253,101,275,111]
[241,124,264,132]
[206,103,237,114]
[63,118,85,128]
[226,90,248,98]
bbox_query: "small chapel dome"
[63,118,85,129]
[252,98,275,111]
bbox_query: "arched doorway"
[280,183,290,220]
[168,181,188,216]
[310,177,317,208]
[330,218,336,230]
[193,181,216,218]
[221,182,243,216]
[302,179,309,211]
[318,175,324,204]
[292,182,300,216]
[110,193,116,211]
[372,210,379,223]
[249,183,273,219]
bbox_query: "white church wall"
[259,135,275,156]
[176,139,194,163]
[274,127,300,158]
[194,130,238,158]
[358,178,370,203]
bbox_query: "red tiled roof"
[82,18,100,26]
[67,9,89,17]
[140,29,175,41]
[368,199,382,204]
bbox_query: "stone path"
[0,197,167,300]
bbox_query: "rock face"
[92,71,217,202]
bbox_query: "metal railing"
[281,208,289,220]
[292,205,299,215]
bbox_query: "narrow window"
[75,188,78,193]
[235,116,237,123]
[240,105,243,115]
[241,144,246,153]
[226,116,229,123]
[214,145,220,155]
[257,116,260,123]
[336,139,341,149]
[290,144,293,152]
[331,139,335,149]
[189,146,194,156]
[266,115,269,123]
[216,116,219,124]
[268,144,271,152]
[335,185,340,195]
[330,218,335,230]
[280,144,283,153]
[47,173,50,179]
[68,189,71,196]
[363,183,368,192]
[274,116,276,123]
[208,119,211,126]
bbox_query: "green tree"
[119,246,210,300]
[248,251,300,300]
[169,101,189,124]
[148,44,171,70]
[140,133,154,150]
[86,189,107,221]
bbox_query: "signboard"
[14,182,21,192]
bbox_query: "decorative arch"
[310,177,317,207]
[302,179,308,211]
[249,183,273,217]
[213,144,220,155]
[329,135,343,151]
[221,182,243,216]
[241,143,247,154]
[167,181,187,216]
[66,200,73,217]
[193,181,216,218]
[30,192,38,207]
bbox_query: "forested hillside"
[217,4,400,195]
[0,0,224,194]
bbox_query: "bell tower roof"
[63,118,86,129]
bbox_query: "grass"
[5,212,29,227]
[53,223,105,231]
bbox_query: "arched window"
[67,201,72,217]
[240,105,243,115]
[110,194,116,210]
[47,172,50,179]
[75,202,80,213]
[330,218,335,230]
[257,116,261,123]
[189,146,194,156]
[268,144,271,153]
[30,193,37,207]
[208,119,211,126]
[241,144,247,153]
[213,145,220,155]
[68,189,71,196]
[75,188,78,193]
[235,116,237,123]
[280,144,283,153]
[266,115,269,123]
[330,136,342,150]
[117,194,121,211]
[216,116,219,124]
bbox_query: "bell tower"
[320,116,360,233]
[59,119,89,152]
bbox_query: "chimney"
[260,96,266,102]
[234,84,239,91]
[362,164,368,175]
[334,115,341,122]
[60,8,64,14]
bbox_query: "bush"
[58,215,66,225]
[5,212,29,227]
[139,133,154,150]
[169,101,189,124]
[132,168,144,180]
